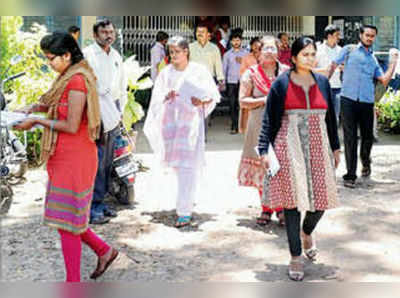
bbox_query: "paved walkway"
[2,116,400,281]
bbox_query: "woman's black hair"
[290,36,317,71]
[250,37,260,47]
[40,31,84,65]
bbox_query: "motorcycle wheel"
[115,183,135,205]
[13,161,28,178]
[0,183,13,215]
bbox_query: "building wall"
[332,16,399,51]
[22,16,80,34]
[303,16,315,36]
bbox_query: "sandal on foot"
[90,248,119,280]
[256,212,272,226]
[276,211,285,227]
[301,231,318,261]
[288,259,304,281]
[304,247,318,261]
[175,216,191,228]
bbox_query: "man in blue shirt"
[329,24,398,188]
[222,31,248,134]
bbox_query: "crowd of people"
[11,17,400,282]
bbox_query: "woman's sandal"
[90,248,119,280]
[301,231,318,261]
[175,216,192,228]
[288,258,304,281]
[256,212,272,226]
[276,211,285,227]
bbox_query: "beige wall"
[81,16,97,48]
[302,16,315,36]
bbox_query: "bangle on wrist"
[50,120,57,131]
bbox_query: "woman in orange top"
[238,37,262,134]
[239,37,262,76]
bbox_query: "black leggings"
[284,208,324,257]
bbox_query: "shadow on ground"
[141,210,217,232]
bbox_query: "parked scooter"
[0,55,28,214]
[109,125,140,205]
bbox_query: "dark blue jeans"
[91,125,120,219]
[341,96,374,181]
[227,83,240,131]
[331,88,341,121]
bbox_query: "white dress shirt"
[83,42,128,132]
[316,41,342,89]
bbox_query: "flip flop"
[175,216,191,228]
[256,212,272,226]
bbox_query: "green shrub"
[1,16,54,165]
[376,90,400,134]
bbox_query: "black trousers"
[284,208,324,257]
[226,83,240,131]
[341,96,374,181]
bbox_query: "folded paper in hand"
[1,111,28,127]
[0,111,45,129]
[180,79,208,102]
[255,145,280,177]
[266,146,280,177]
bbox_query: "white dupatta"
[144,62,220,169]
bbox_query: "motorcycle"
[0,55,28,214]
[109,125,140,205]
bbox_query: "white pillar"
[81,16,97,48]
[302,16,315,36]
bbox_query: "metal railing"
[123,16,304,65]
[123,16,195,64]
[230,16,303,43]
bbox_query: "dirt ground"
[2,116,400,282]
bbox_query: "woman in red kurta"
[15,32,118,282]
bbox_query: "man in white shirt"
[189,23,224,140]
[315,24,342,121]
[83,19,128,224]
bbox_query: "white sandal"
[301,231,318,261]
[288,259,304,281]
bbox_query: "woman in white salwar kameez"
[144,36,220,228]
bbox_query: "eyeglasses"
[45,55,59,62]
[261,46,278,54]
[169,49,184,56]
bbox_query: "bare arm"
[17,103,49,114]
[377,59,398,87]
[35,90,86,134]
[239,79,265,109]
[327,62,339,79]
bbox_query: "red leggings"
[58,228,111,282]
[258,189,283,214]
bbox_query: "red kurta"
[44,74,98,234]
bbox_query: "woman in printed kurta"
[14,32,118,282]
[258,37,340,281]
[144,36,220,228]
[238,36,289,226]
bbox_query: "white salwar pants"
[174,167,198,217]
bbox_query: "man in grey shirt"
[222,31,248,134]
[151,31,169,81]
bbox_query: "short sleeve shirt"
[334,44,384,103]
[58,74,88,122]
